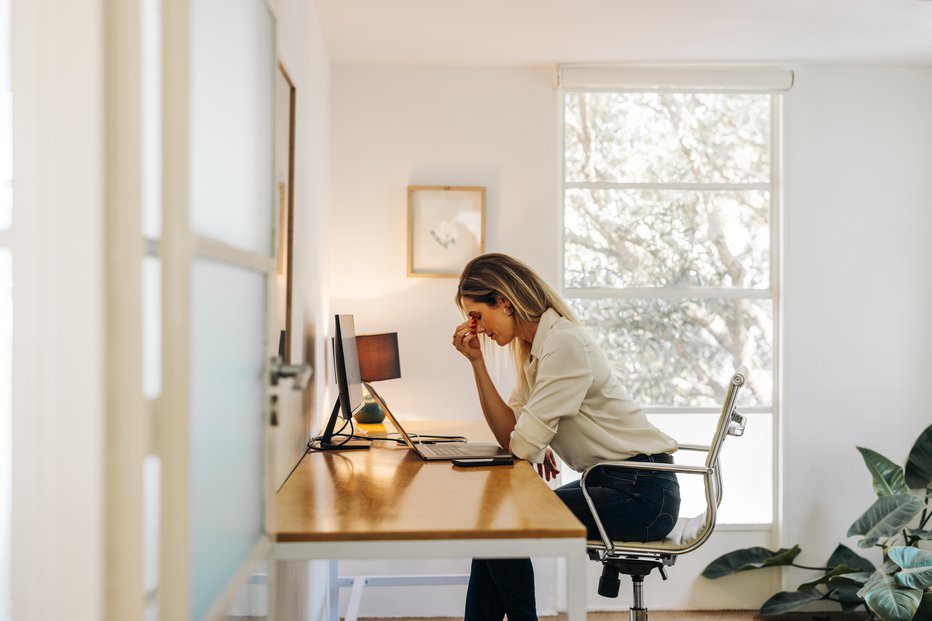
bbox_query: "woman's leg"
[555,468,680,542]
[465,559,504,621]
[464,558,537,621]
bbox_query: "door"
[157,0,279,618]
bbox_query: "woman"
[451,253,680,621]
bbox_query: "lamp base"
[355,395,385,424]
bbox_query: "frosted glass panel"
[0,187,9,232]
[1,91,11,231]
[0,93,10,183]
[0,0,7,92]
[191,259,265,621]
[140,0,161,239]
[142,257,161,399]
[143,455,161,599]
[0,250,10,621]
[189,0,274,255]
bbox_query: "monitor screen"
[333,314,363,421]
[314,314,371,450]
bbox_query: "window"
[560,72,782,525]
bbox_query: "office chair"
[581,368,748,621]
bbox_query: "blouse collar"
[529,307,561,361]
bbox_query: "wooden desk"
[273,420,588,620]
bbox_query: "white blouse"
[508,308,677,472]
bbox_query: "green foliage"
[847,494,925,548]
[760,590,825,615]
[701,545,800,579]
[859,447,909,496]
[702,424,932,620]
[858,563,923,621]
[905,425,932,491]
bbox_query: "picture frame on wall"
[275,61,297,361]
[407,185,486,278]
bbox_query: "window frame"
[556,79,783,528]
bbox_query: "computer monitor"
[318,314,370,450]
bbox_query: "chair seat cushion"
[586,513,709,553]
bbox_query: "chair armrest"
[585,460,713,476]
[580,459,715,554]
[677,443,711,452]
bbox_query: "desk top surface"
[274,419,585,542]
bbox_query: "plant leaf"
[759,589,825,615]
[888,546,932,590]
[828,582,867,613]
[827,543,876,573]
[701,545,801,579]
[858,568,922,621]
[904,424,932,490]
[799,565,861,591]
[833,571,874,586]
[858,562,902,596]
[847,494,925,547]
[858,447,910,496]
[917,591,932,620]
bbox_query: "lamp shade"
[356,333,401,382]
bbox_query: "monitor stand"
[314,398,372,451]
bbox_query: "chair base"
[595,555,673,621]
[629,608,648,621]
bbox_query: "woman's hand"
[452,318,483,363]
[536,448,560,482]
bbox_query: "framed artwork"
[407,185,485,278]
[275,61,296,360]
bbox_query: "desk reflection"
[320,448,423,526]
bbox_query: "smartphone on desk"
[452,456,515,467]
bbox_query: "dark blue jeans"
[464,454,681,621]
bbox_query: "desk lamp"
[355,332,401,423]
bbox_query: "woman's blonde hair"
[455,253,578,393]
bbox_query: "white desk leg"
[329,560,340,621]
[344,577,366,621]
[565,550,587,621]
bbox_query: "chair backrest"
[585,368,749,554]
[663,367,748,552]
[705,367,747,472]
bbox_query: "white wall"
[330,66,558,418]
[274,0,333,619]
[330,63,932,614]
[275,0,332,495]
[782,66,932,585]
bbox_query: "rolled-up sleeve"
[509,333,592,463]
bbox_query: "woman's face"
[462,297,515,346]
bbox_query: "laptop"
[363,382,512,461]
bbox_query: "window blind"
[557,66,794,92]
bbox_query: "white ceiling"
[314,0,932,66]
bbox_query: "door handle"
[269,356,312,391]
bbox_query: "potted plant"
[702,424,932,621]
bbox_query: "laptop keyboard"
[423,443,470,456]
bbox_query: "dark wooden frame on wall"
[278,61,297,361]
